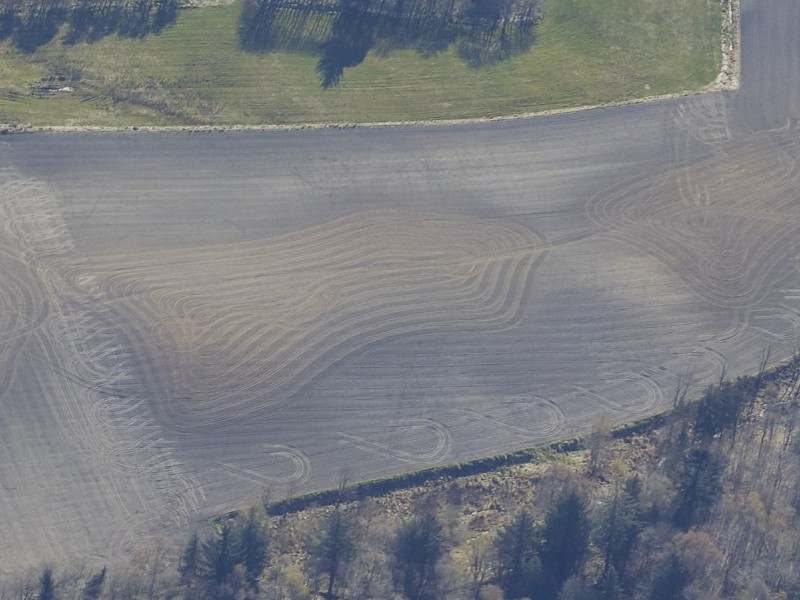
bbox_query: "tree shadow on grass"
[239,0,542,88]
[0,0,178,53]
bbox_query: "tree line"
[7,352,800,599]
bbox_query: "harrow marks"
[2,0,800,575]
[70,212,547,431]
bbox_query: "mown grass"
[0,0,721,127]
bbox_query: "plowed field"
[0,0,798,575]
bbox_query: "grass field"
[0,0,722,127]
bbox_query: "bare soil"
[0,0,797,578]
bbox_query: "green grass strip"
[0,0,721,127]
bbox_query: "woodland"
[9,356,800,600]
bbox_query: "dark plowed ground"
[0,0,798,575]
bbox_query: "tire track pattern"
[340,418,453,466]
[448,395,566,441]
[216,444,312,486]
[587,118,800,312]
[69,211,548,431]
[0,170,202,574]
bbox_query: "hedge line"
[253,352,800,518]
[265,409,685,516]
[268,434,602,515]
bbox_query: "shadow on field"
[0,0,177,52]
[239,0,541,88]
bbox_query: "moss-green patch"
[0,0,721,127]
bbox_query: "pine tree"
[672,448,724,528]
[201,522,236,587]
[392,512,445,600]
[540,491,590,599]
[235,508,269,590]
[494,510,539,599]
[310,506,358,599]
[595,484,642,578]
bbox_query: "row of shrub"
[267,352,800,516]
[267,433,625,515]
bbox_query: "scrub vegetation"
[10,355,800,600]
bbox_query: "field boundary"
[265,347,798,518]
[1,0,739,135]
[263,414,666,517]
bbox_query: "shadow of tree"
[239,0,541,88]
[0,0,178,53]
